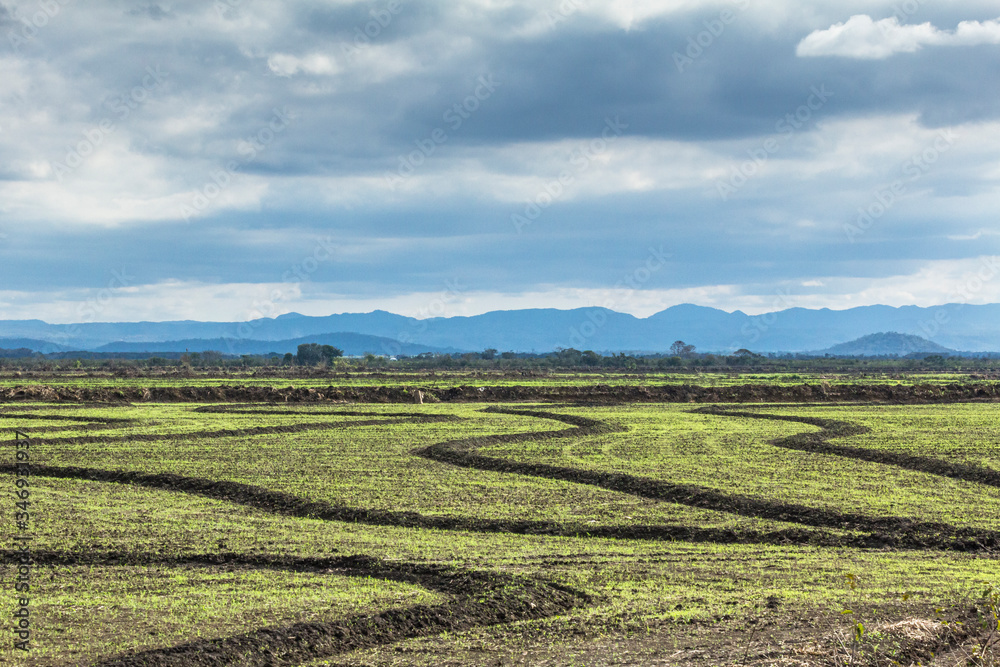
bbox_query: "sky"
[1,0,999,324]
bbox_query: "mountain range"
[2,303,1000,355]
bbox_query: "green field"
[2,392,999,665]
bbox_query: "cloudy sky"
[1,0,999,323]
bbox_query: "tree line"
[2,340,999,373]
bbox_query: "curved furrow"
[3,550,586,667]
[416,407,1000,551]
[692,406,1000,489]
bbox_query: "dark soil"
[2,381,999,404]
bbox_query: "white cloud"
[267,53,340,76]
[734,257,1000,314]
[0,281,303,324]
[797,14,1000,59]
[341,42,421,81]
[947,229,1000,241]
[0,146,273,226]
[580,0,710,31]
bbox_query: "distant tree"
[670,340,696,357]
[481,348,498,361]
[728,349,762,365]
[201,351,224,364]
[282,352,294,366]
[362,352,388,368]
[581,350,601,366]
[924,354,946,367]
[320,345,344,363]
[298,343,344,365]
[555,348,583,365]
[296,344,321,365]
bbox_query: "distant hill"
[5,303,1000,354]
[816,332,955,357]
[92,332,456,357]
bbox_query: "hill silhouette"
[816,332,955,357]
